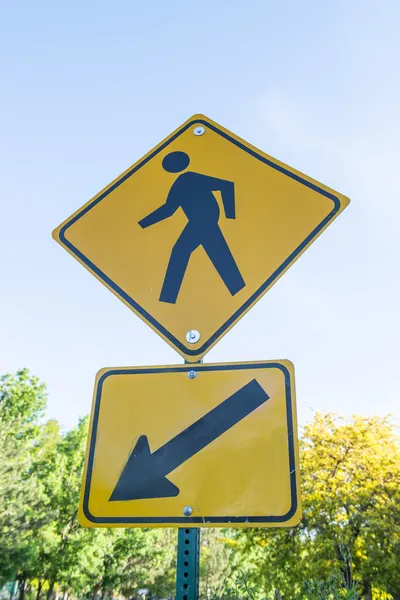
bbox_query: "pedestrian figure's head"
[162,151,190,173]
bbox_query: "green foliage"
[200,529,232,598]
[95,527,176,598]
[304,575,359,600]
[303,546,360,600]
[0,369,46,428]
[0,371,54,583]
[231,547,362,600]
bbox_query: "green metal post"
[176,527,200,600]
[175,359,202,600]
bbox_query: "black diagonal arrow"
[109,379,269,501]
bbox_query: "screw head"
[183,505,193,516]
[186,330,200,344]
[193,126,205,136]
[188,370,197,379]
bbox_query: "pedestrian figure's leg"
[202,226,245,295]
[160,226,201,303]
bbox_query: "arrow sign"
[110,379,269,501]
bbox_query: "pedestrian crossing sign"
[53,114,349,362]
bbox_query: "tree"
[230,414,400,599]
[35,417,105,597]
[0,369,46,427]
[108,528,176,599]
[200,529,232,599]
[0,370,52,587]
[0,407,40,583]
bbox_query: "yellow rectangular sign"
[79,360,301,528]
[53,114,349,362]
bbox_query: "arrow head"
[109,434,180,501]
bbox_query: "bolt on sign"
[52,114,350,363]
[78,361,301,528]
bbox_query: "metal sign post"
[176,361,201,600]
[176,527,200,600]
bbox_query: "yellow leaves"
[372,588,393,600]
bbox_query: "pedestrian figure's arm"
[207,176,236,219]
[138,191,179,228]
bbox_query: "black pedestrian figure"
[138,151,246,304]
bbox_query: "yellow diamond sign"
[53,114,349,361]
[79,360,301,528]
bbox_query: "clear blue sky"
[1,1,399,430]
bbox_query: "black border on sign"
[59,117,341,359]
[82,362,299,524]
